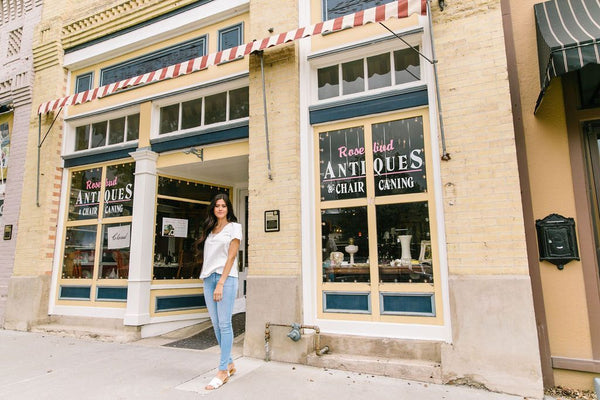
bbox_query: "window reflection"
[394,47,420,84]
[154,199,207,280]
[91,121,107,148]
[159,104,179,134]
[319,127,366,201]
[108,117,125,145]
[181,98,202,130]
[75,125,89,151]
[62,226,97,279]
[372,117,426,196]
[367,53,391,90]
[321,207,369,283]
[376,202,432,283]
[205,92,227,125]
[100,223,130,279]
[318,65,339,100]
[229,87,249,120]
[342,59,364,95]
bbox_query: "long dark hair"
[198,193,237,245]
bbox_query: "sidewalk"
[0,329,544,400]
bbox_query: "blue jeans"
[203,272,238,371]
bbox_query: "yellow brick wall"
[433,1,528,275]
[247,43,301,277]
[247,0,299,277]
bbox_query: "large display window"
[316,110,442,322]
[58,161,134,304]
[153,176,230,281]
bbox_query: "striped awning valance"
[38,0,426,114]
[534,0,600,113]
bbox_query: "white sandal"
[205,374,229,390]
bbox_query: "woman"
[199,193,242,390]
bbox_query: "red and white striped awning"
[38,0,426,114]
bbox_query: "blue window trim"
[309,85,428,125]
[75,72,94,94]
[379,292,435,316]
[99,35,207,86]
[218,23,244,52]
[151,121,248,153]
[155,294,206,312]
[59,285,91,300]
[65,0,214,53]
[96,286,128,302]
[63,144,137,168]
[323,291,371,314]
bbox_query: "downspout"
[426,0,450,161]
[37,114,41,207]
[259,51,273,180]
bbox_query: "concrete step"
[31,316,140,343]
[318,333,442,362]
[307,352,442,384]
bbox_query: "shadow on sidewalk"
[163,312,246,350]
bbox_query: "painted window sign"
[372,117,426,196]
[319,126,367,201]
[68,163,135,221]
[319,117,426,201]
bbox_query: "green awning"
[534,0,600,113]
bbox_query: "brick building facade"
[13,0,600,397]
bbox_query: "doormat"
[164,312,246,350]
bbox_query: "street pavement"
[0,328,550,400]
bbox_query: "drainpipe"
[265,322,330,361]
[258,51,273,180]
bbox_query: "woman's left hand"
[214,282,224,301]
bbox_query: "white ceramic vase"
[399,235,412,266]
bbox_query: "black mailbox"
[535,213,579,270]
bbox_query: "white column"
[124,149,158,326]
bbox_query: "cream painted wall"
[69,13,250,93]
[507,0,595,388]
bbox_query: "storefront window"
[62,225,97,279]
[99,223,130,279]
[322,207,369,283]
[103,163,135,218]
[61,162,134,284]
[319,126,366,201]
[316,112,438,320]
[68,167,102,221]
[153,177,230,280]
[372,117,426,196]
[376,202,432,283]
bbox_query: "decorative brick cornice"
[61,0,201,50]
[33,40,62,72]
